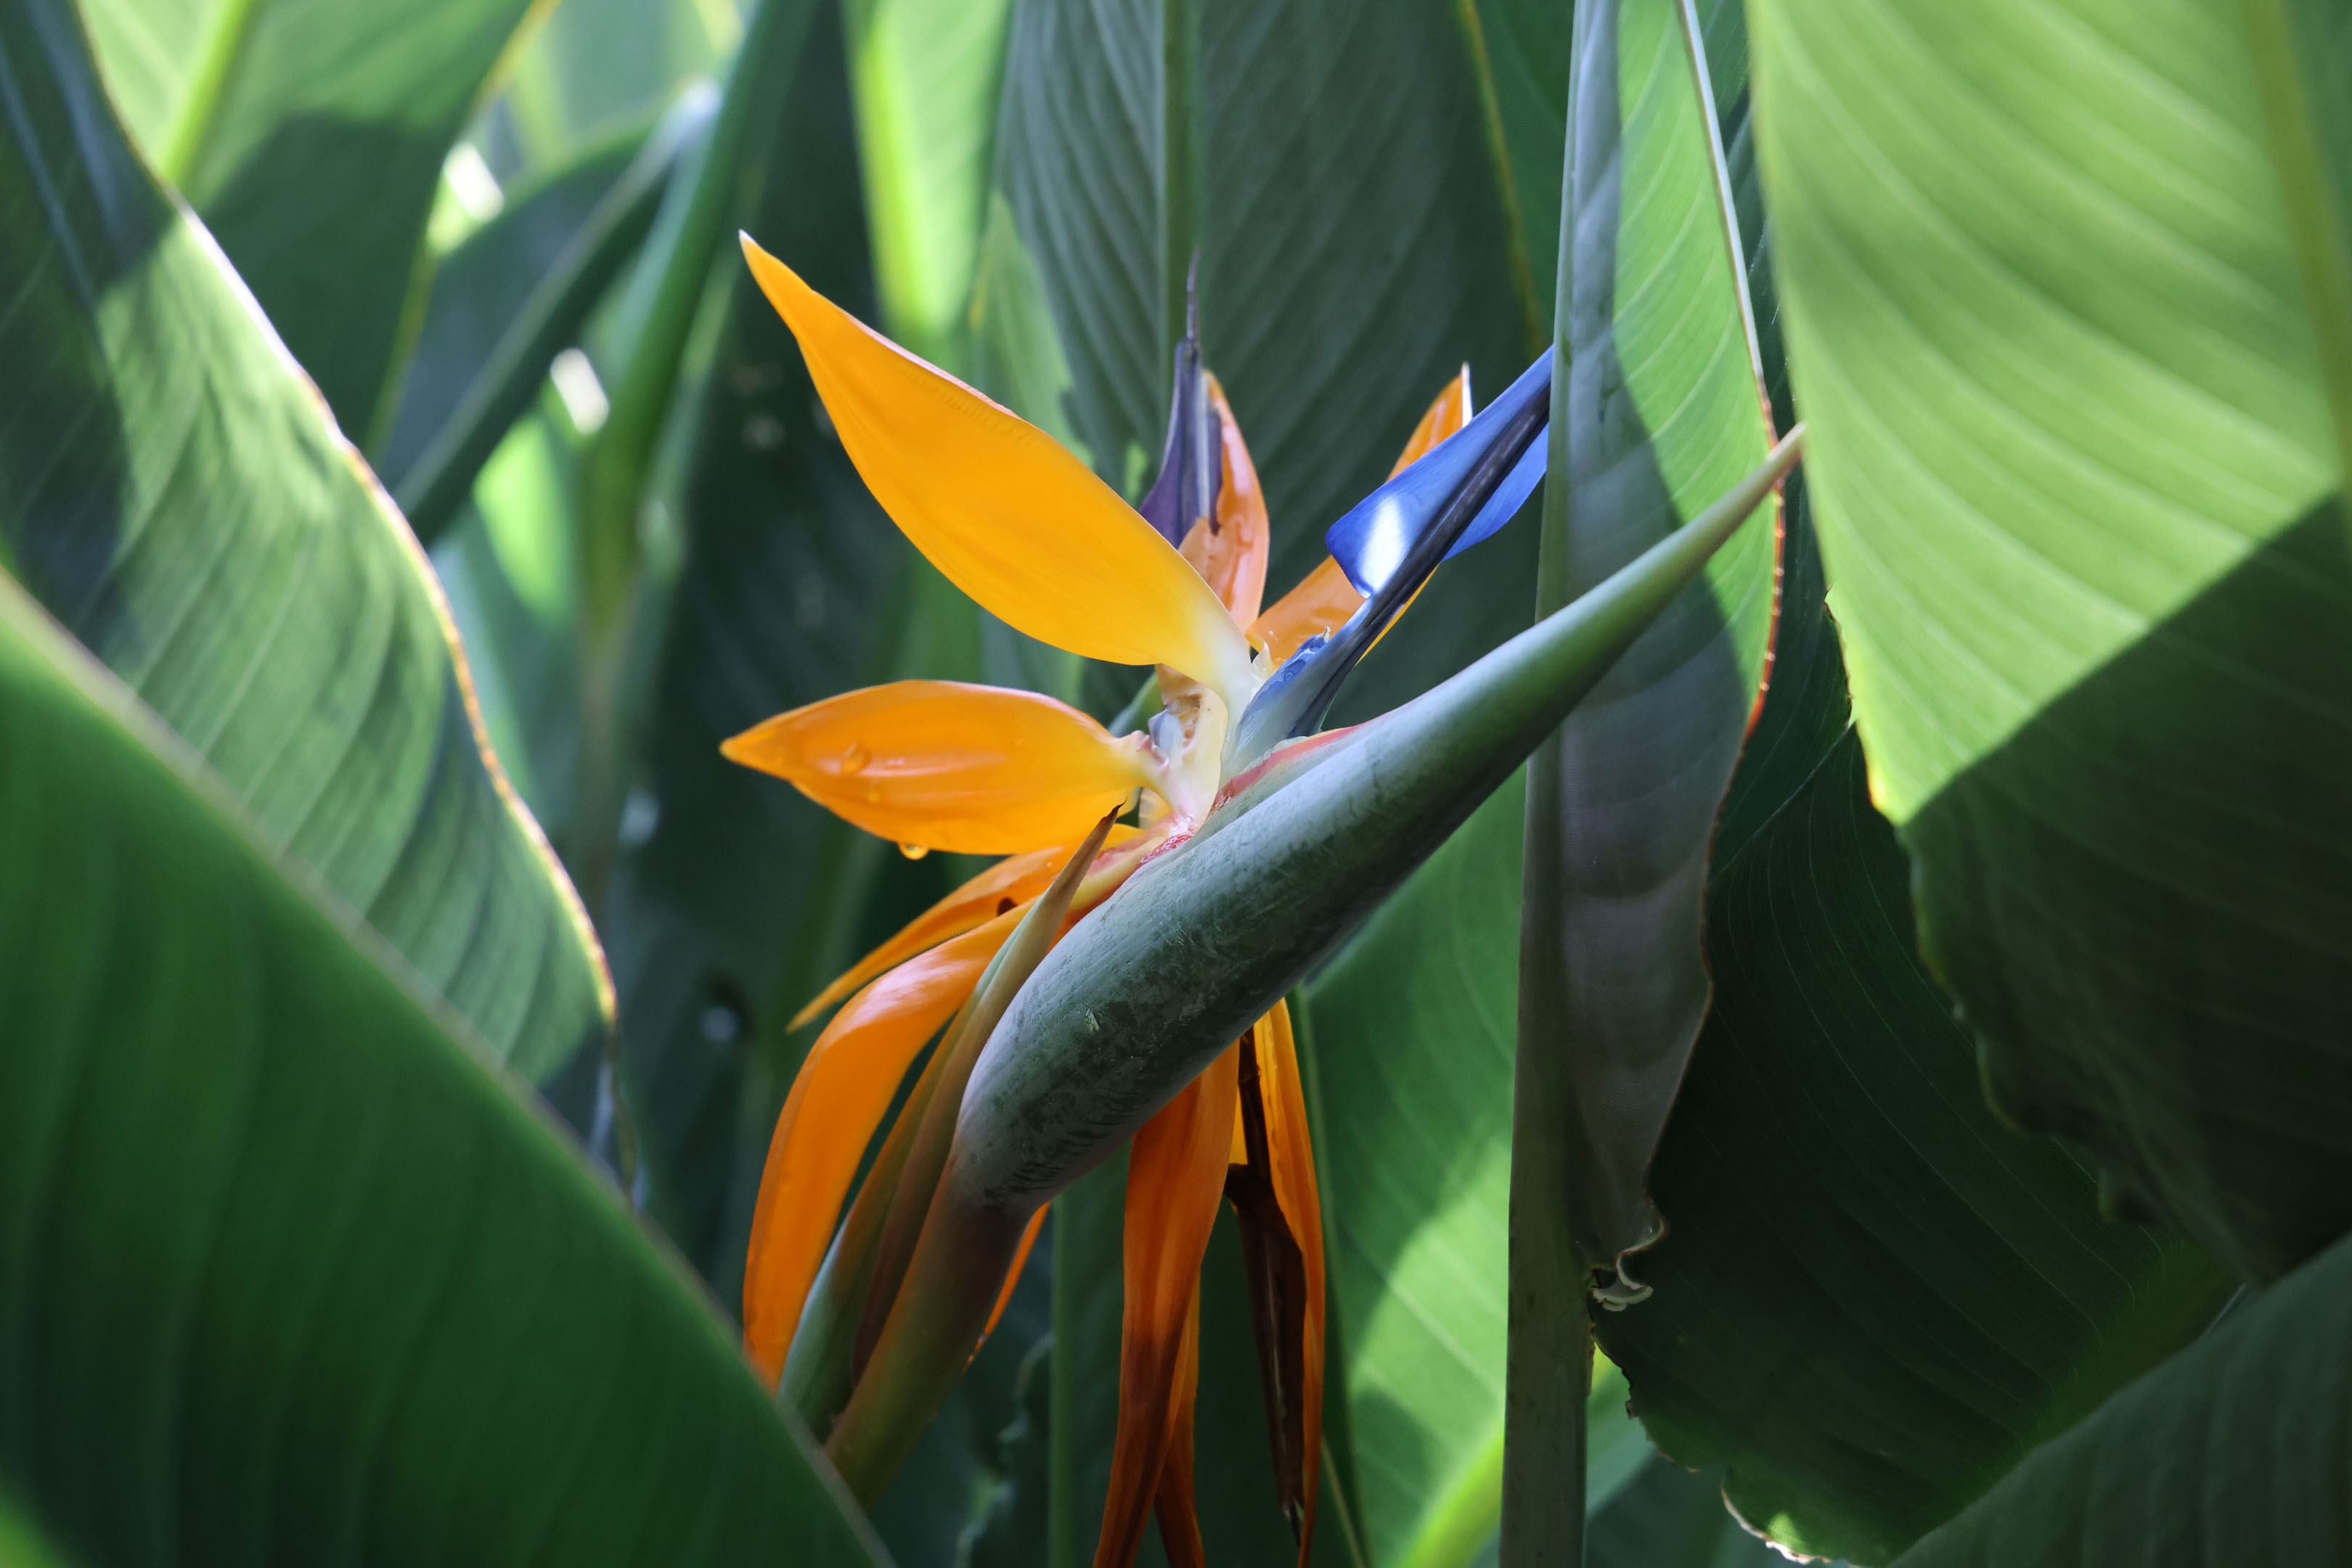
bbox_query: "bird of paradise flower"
[722,232,1564,1567]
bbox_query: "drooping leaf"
[1523,0,1781,1282]
[1753,0,2352,1281]
[0,0,608,1080]
[1597,730,2234,1564]
[0,566,882,1568]
[82,0,543,441]
[1892,1228,2352,1568]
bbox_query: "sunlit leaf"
[1755,0,2352,1281]
[0,0,608,1079]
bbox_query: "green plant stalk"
[822,433,1800,1500]
[395,89,719,545]
[1503,99,1587,1568]
[576,0,821,631]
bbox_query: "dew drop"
[899,841,931,860]
[838,741,870,776]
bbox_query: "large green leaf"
[0,0,607,1082]
[1893,1228,2352,1568]
[0,567,881,1567]
[990,0,1551,724]
[1523,0,1781,1281]
[1752,0,2352,1281]
[1305,779,1651,1568]
[83,0,542,441]
[1596,727,2234,1564]
[1470,0,1573,312]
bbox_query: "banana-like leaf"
[1754,0,2352,1281]
[1304,780,1651,1568]
[1470,0,1573,311]
[0,0,608,1081]
[1525,0,1781,1285]
[82,0,542,441]
[1892,1228,2352,1568]
[991,0,1551,726]
[1599,724,2234,1563]
[0,568,881,1567]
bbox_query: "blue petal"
[1323,351,1553,594]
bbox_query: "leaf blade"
[0,565,881,1568]
[0,0,608,1079]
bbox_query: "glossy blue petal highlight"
[1323,351,1553,595]
[1230,358,1553,768]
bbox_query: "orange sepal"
[740,238,1254,701]
[1093,1048,1240,1568]
[1151,1290,1206,1568]
[1249,369,1471,668]
[1250,555,1364,671]
[1388,365,1472,478]
[1179,376,1270,628]
[789,830,1138,1032]
[742,912,1018,1386]
[724,679,1153,857]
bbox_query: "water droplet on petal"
[839,741,870,775]
[863,781,882,802]
[898,841,930,860]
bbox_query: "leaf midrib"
[156,0,267,190]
